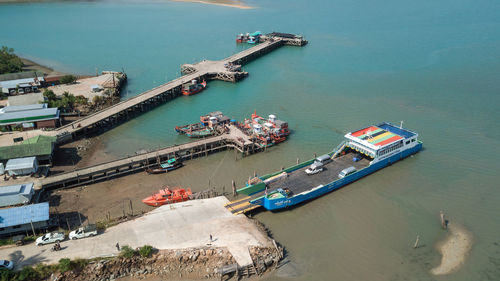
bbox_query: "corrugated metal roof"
[0,77,44,89]
[22,135,57,145]
[5,157,37,170]
[0,139,55,161]
[0,183,34,207]
[0,105,59,124]
[1,103,47,113]
[0,202,49,228]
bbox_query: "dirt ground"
[48,73,119,100]
[47,136,192,226]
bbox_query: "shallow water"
[1,0,500,280]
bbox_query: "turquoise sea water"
[1,0,500,280]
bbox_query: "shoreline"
[431,223,473,275]
[20,57,66,76]
[171,0,253,9]
[0,0,254,9]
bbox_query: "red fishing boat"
[182,79,207,96]
[142,187,192,207]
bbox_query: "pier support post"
[232,180,237,197]
[297,157,299,164]
[413,235,420,249]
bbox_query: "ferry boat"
[182,79,207,96]
[146,158,183,174]
[234,122,422,211]
[142,187,192,207]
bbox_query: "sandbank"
[431,223,473,275]
[172,0,253,9]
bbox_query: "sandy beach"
[431,223,473,275]
[172,0,253,9]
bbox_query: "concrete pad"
[0,197,270,268]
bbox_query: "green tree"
[61,91,76,109]
[0,46,23,74]
[60,75,77,84]
[43,89,56,100]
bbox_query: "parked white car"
[305,162,324,175]
[0,260,14,270]
[69,224,97,240]
[35,232,65,246]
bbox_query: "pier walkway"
[40,125,259,189]
[48,34,306,144]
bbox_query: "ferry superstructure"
[225,122,422,213]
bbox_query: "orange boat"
[182,80,207,96]
[142,187,192,207]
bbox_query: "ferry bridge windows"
[378,142,404,156]
[411,139,416,142]
[405,140,410,145]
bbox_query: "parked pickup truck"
[35,232,65,246]
[69,224,97,240]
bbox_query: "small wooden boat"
[146,158,183,174]
[182,80,207,96]
[175,122,205,134]
[142,187,192,207]
[185,128,214,138]
[175,122,215,138]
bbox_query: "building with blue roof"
[0,202,50,237]
[0,182,34,207]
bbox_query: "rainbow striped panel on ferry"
[374,135,403,146]
[351,126,379,137]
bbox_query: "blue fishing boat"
[226,122,422,213]
[247,31,262,44]
[146,158,183,174]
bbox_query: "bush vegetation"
[60,74,77,84]
[139,245,154,258]
[0,46,23,74]
[120,245,136,258]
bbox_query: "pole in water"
[232,180,237,197]
[254,170,256,177]
[413,235,420,249]
[440,211,447,229]
[297,157,299,164]
[314,153,317,158]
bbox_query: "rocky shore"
[48,246,281,281]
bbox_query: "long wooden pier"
[51,34,307,144]
[40,125,262,190]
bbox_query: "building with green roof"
[0,135,56,165]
